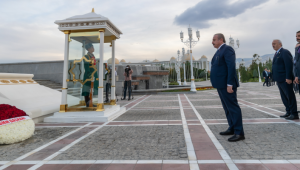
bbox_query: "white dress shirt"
[276,47,282,54]
[218,43,225,50]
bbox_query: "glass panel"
[66,31,100,111]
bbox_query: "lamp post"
[180,26,200,92]
[177,50,181,85]
[255,55,262,83]
[182,48,187,85]
[206,61,209,81]
[236,62,240,82]
[240,59,245,82]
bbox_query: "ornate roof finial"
[92,8,95,13]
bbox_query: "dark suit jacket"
[210,44,239,89]
[269,72,272,79]
[272,48,293,83]
[263,71,269,78]
[294,46,300,77]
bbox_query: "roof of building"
[183,54,195,61]
[107,58,120,64]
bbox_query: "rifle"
[89,77,94,107]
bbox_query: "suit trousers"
[105,83,111,101]
[277,81,297,116]
[217,88,244,136]
[263,77,269,86]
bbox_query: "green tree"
[253,69,258,78]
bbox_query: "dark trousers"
[105,83,111,101]
[263,77,269,86]
[217,88,244,136]
[124,80,132,99]
[277,81,297,116]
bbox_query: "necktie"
[272,52,277,64]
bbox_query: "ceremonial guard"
[82,43,99,107]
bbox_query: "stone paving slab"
[146,96,178,101]
[0,127,76,161]
[53,126,187,160]
[209,123,300,160]
[190,100,223,106]
[185,95,220,99]
[242,99,286,105]
[268,107,286,113]
[114,109,181,121]
[196,107,276,119]
[135,101,179,107]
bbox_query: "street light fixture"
[180,26,200,91]
[229,36,240,50]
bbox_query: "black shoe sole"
[285,118,299,120]
[228,137,245,142]
[219,132,234,136]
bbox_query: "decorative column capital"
[63,31,70,34]
[99,29,105,32]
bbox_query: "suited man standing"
[268,69,273,86]
[272,39,298,120]
[293,31,300,88]
[211,33,245,142]
[263,68,269,87]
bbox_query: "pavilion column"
[60,31,70,112]
[79,40,86,106]
[110,39,116,105]
[183,62,187,85]
[97,29,105,111]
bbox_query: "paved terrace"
[2,82,300,170]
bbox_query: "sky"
[0,0,299,63]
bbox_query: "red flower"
[0,104,28,121]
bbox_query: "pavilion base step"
[44,105,126,123]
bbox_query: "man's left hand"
[227,86,234,93]
[286,79,292,84]
[295,77,299,84]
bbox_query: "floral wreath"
[0,104,28,121]
[0,104,35,145]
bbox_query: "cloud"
[174,0,269,28]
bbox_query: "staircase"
[34,79,62,90]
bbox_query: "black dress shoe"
[285,115,299,120]
[219,130,234,135]
[280,113,290,118]
[228,135,245,142]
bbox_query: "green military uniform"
[81,52,99,96]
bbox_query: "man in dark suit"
[272,39,298,120]
[263,68,269,87]
[211,33,244,142]
[293,31,300,90]
[268,69,273,86]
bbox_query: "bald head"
[272,39,282,51]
